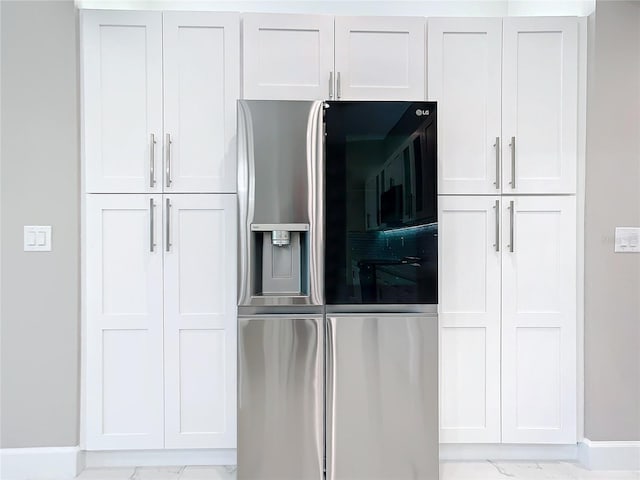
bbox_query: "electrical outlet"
[24,226,52,251]
[614,227,640,253]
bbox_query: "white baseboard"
[439,443,579,461]
[0,446,81,480]
[83,448,236,468]
[578,438,640,471]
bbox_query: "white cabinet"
[428,17,577,194]
[502,18,578,194]
[334,16,425,100]
[85,194,165,449]
[82,11,239,193]
[163,12,240,193]
[501,196,576,443]
[82,11,163,193]
[438,196,576,444]
[242,13,334,100]
[85,194,237,450]
[439,196,501,443]
[428,18,502,195]
[164,195,237,448]
[243,14,425,101]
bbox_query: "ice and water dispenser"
[250,223,310,297]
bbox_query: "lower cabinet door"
[85,194,164,450]
[326,314,438,480]
[163,194,237,448]
[501,196,577,443]
[238,315,324,480]
[438,196,502,443]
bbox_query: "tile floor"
[74,463,640,480]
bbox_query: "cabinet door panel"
[163,13,239,193]
[335,16,425,100]
[428,18,502,194]
[501,196,576,443]
[82,11,162,193]
[438,196,501,443]
[85,194,164,449]
[502,18,578,194]
[163,194,237,448]
[243,14,334,100]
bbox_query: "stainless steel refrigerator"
[237,100,439,480]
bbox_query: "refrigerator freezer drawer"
[238,315,324,480]
[326,314,439,480]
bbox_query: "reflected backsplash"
[337,224,437,304]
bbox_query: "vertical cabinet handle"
[149,198,156,252]
[165,133,172,188]
[329,71,334,99]
[494,200,500,252]
[493,136,500,189]
[337,71,342,99]
[508,200,515,253]
[165,197,172,252]
[150,134,156,188]
[509,136,516,189]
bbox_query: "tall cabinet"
[82,10,239,450]
[430,17,579,444]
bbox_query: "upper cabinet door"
[82,11,162,193]
[163,12,240,193]
[243,13,334,100]
[501,196,576,443]
[428,18,502,195]
[502,18,578,194]
[335,16,425,100]
[163,194,237,448]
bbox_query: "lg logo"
[415,109,430,116]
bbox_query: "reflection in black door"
[324,101,438,305]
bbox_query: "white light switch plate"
[614,227,640,253]
[24,226,52,251]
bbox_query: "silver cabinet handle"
[329,71,334,99]
[165,133,172,188]
[494,199,499,252]
[493,136,500,189]
[337,71,342,99]
[165,197,172,252]
[149,198,156,252]
[509,136,516,189]
[508,200,515,252]
[150,134,156,188]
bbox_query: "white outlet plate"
[614,227,640,253]
[24,226,52,251]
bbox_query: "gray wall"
[0,0,79,447]
[0,0,639,450]
[584,0,640,441]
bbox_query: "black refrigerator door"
[324,101,438,305]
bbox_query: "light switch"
[614,227,640,253]
[24,226,52,251]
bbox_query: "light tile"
[74,462,639,480]
[181,465,237,480]
[130,466,183,480]
[75,467,136,480]
[441,461,510,479]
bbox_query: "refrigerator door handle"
[325,317,336,480]
[307,101,325,305]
